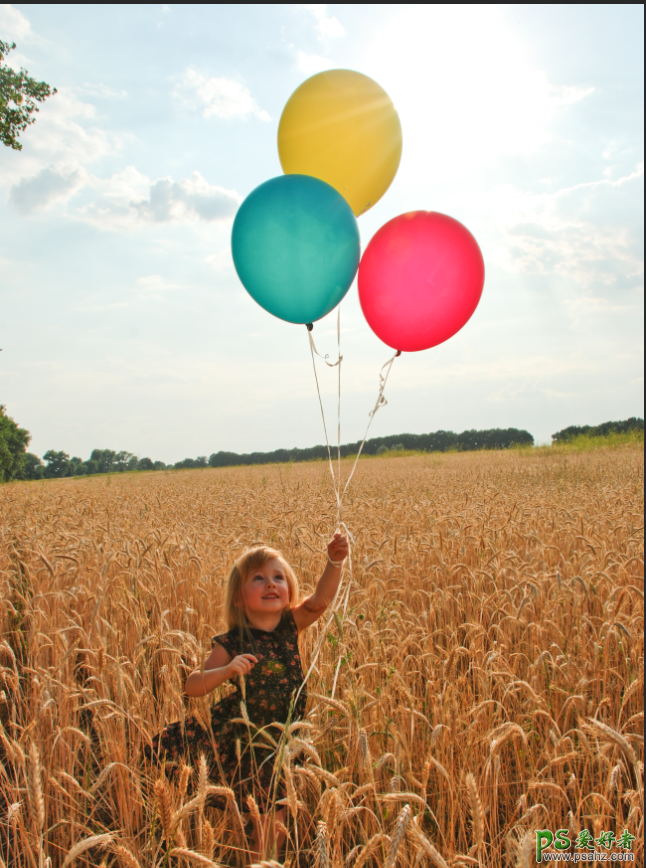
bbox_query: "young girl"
[145,532,349,863]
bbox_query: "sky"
[0,3,643,462]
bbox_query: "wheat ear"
[385,803,412,868]
[154,778,173,842]
[516,831,534,868]
[466,773,484,852]
[26,742,45,832]
[61,833,114,868]
[587,718,641,792]
[168,848,221,866]
[315,820,330,868]
[202,819,215,858]
[178,762,192,800]
[410,822,450,868]
[111,844,142,868]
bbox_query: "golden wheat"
[0,445,643,866]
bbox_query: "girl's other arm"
[184,643,258,697]
[292,533,349,632]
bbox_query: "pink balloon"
[358,211,485,352]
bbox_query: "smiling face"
[239,557,291,619]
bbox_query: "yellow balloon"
[278,69,402,217]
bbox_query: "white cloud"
[136,274,178,291]
[70,168,240,230]
[487,384,575,403]
[296,50,336,75]
[563,294,643,332]
[549,84,595,105]
[6,154,242,232]
[299,4,345,39]
[484,164,644,292]
[172,69,270,121]
[0,4,34,41]
[204,249,234,271]
[9,164,85,213]
[132,171,241,223]
[72,166,151,229]
[73,83,128,100]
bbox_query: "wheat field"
[0,445,643,867]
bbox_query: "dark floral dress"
[145,610,306,812]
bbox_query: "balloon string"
[307,322,342,520]
[336,309,342,529]
[337,349,401,509]
[299,325,399,708]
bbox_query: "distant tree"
[114,450,138,472]
[138,457,154,471]
[43,450,71,478]
[1,40,57,150]
[90,449,117,473]
[0,404,30,481]
[175,457,208,469]
[20,452,44,480]
[552,418,643,442]
[209,451,242,468]
[152,460,166,470]
[83,459,99,475]
[551,424,592,443]
[69,457,85,476]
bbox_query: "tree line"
[551,417,643,442]
[2,403,643,482]
[22,449,169,480]
[205,427,535,468]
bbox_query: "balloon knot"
[306,323,314,332]
[395,350,402,357]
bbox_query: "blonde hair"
[224,546,299,630]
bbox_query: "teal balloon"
[231,174,360,324]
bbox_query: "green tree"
[20,452,44,480]
[43,450,71,478]
[69,457,85,476]
[0,405,30,481]
[90,449,117,473]
[1,40,57,150]
[114,450,138,472]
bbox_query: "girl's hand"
[226,654,258,679]
[328,532,349,565]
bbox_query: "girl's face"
[240,557,291,616]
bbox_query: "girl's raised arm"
[292,533,349,632]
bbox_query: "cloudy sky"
[1,4,643,462]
